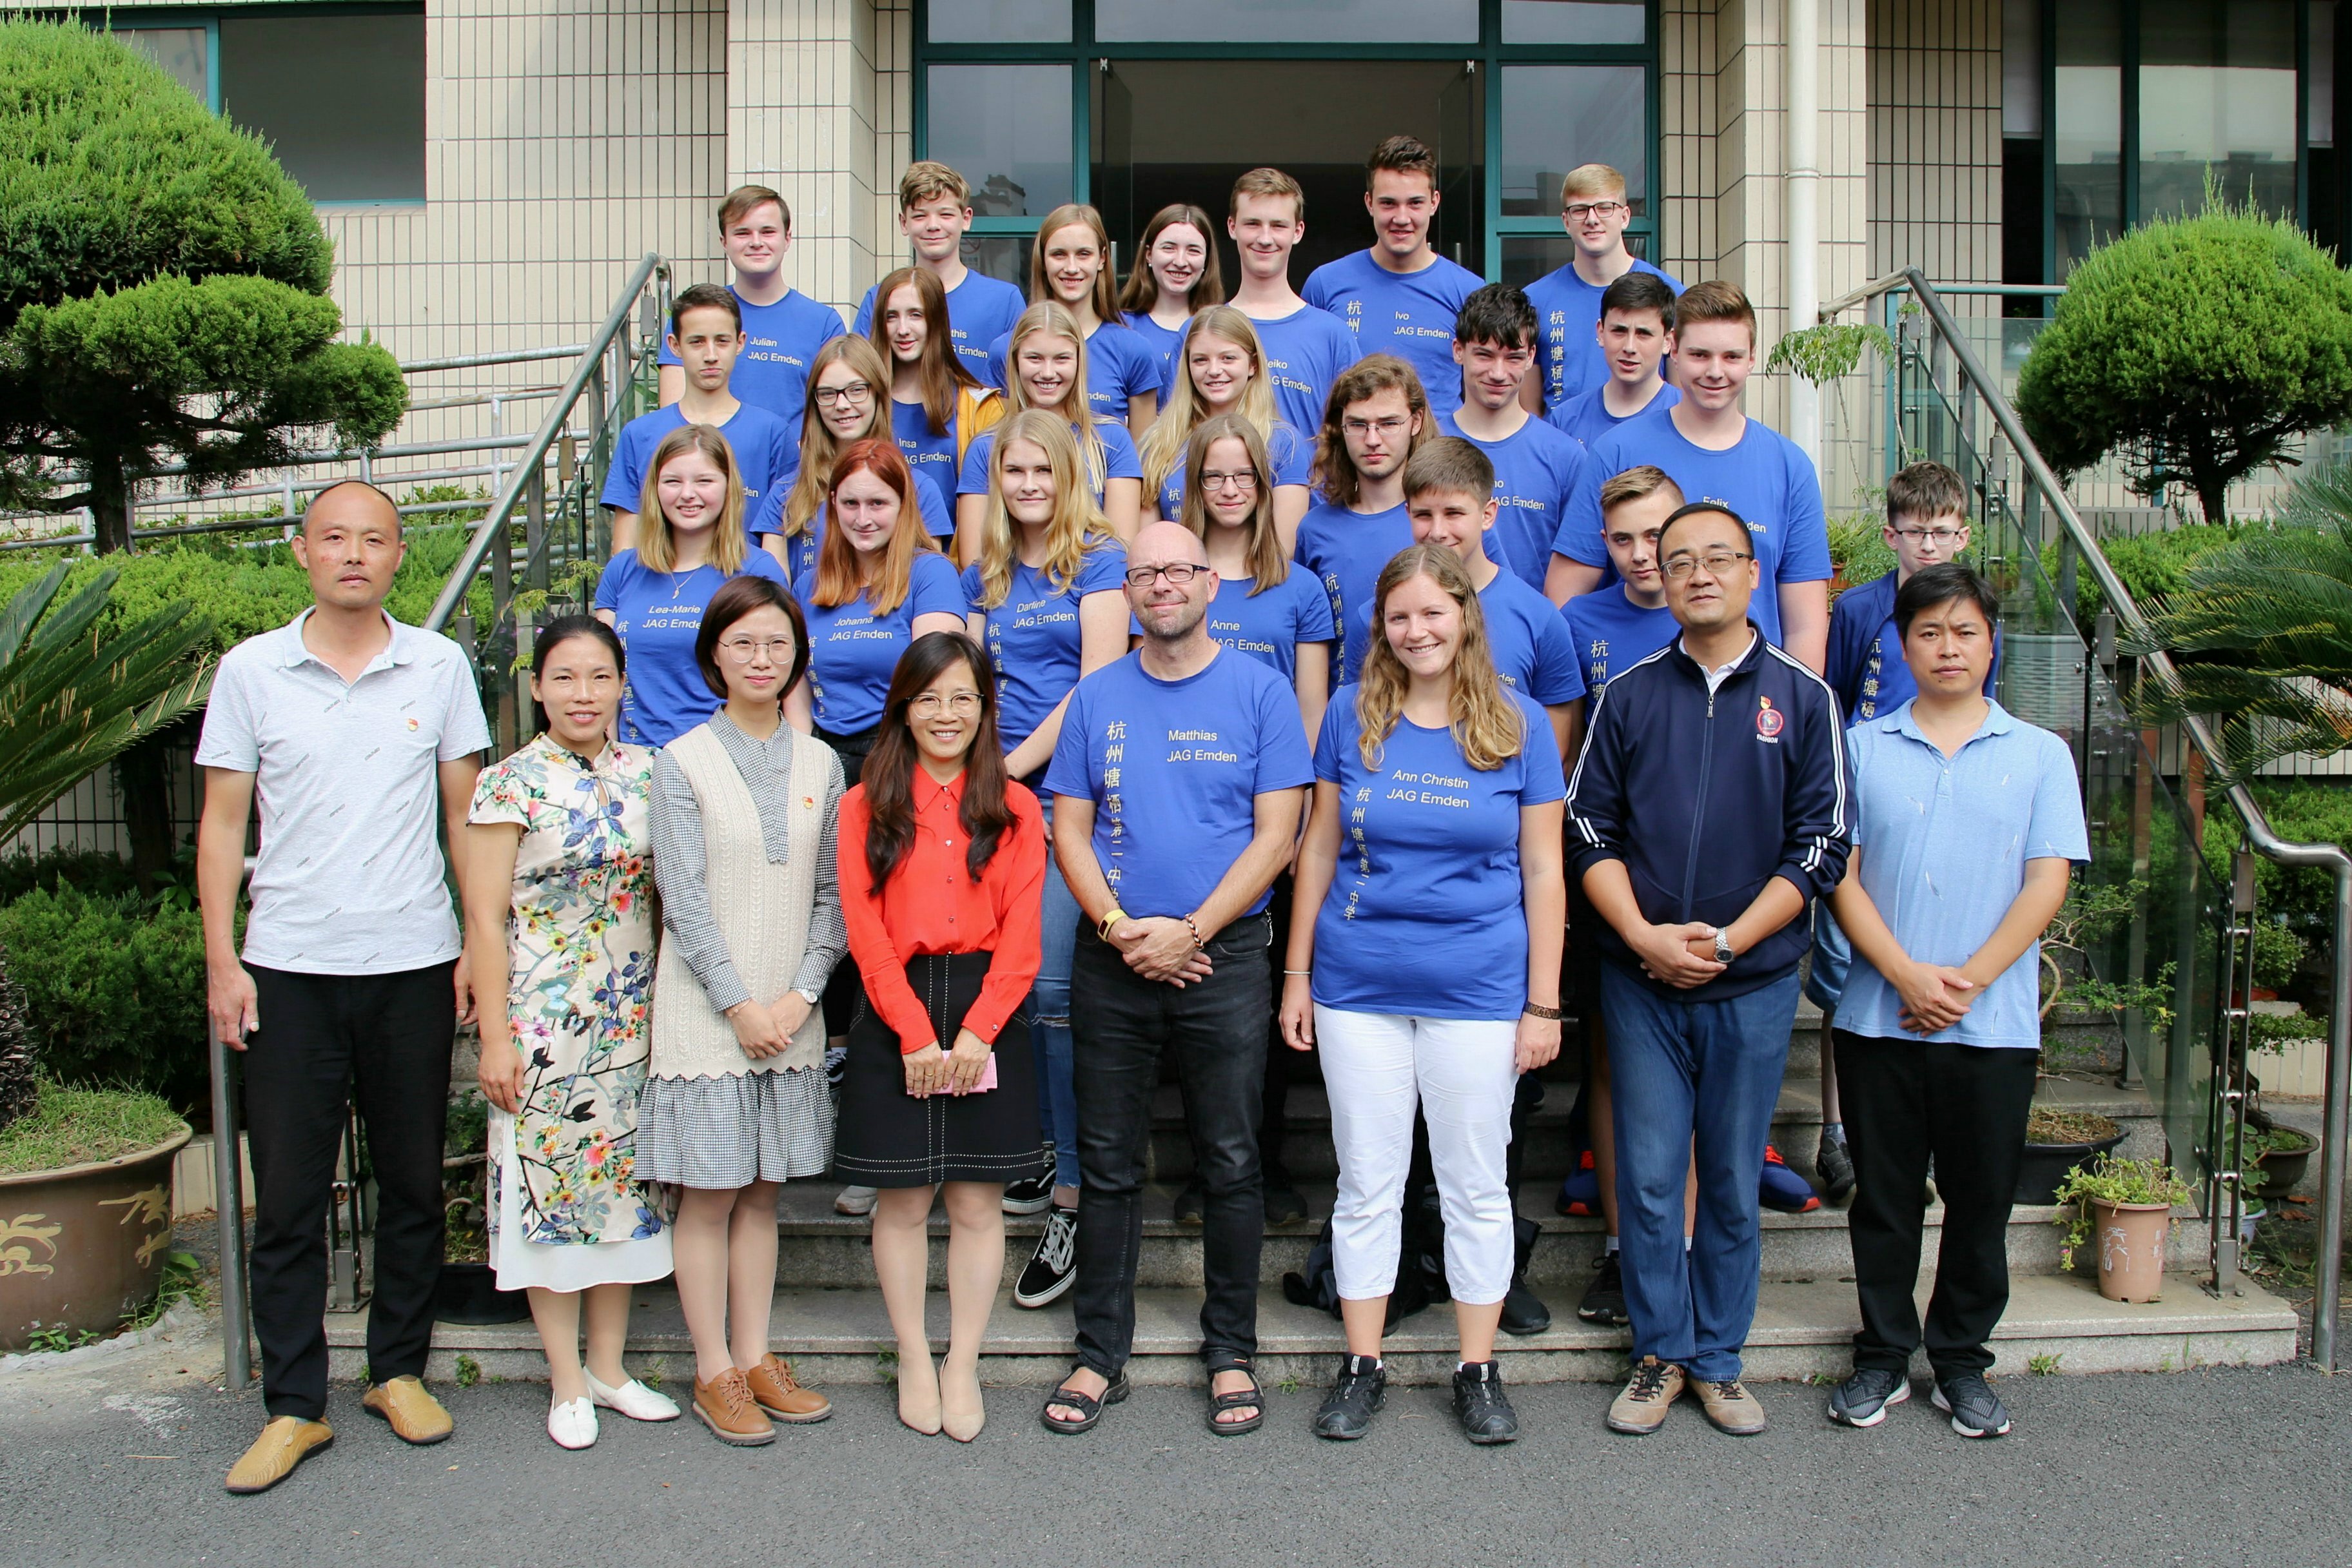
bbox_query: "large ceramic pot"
[0,1125,191,1353]
[2088,1198,2171,1303]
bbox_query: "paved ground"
[4,1322,2347,1568]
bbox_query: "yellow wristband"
[1097,906,1128,941]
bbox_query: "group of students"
[198,141,2091,1494]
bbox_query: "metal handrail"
[424,253,666,634]
[1824,266,2352,1366]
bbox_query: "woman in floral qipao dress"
[463,616,680,1450]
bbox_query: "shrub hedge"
[0,885,211,1112]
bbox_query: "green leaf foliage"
[2202,779,2352,937]
[0,886,208,1112]
[2015,192,2352,524]
[0,1079,186,1177]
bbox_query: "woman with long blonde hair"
[593,423,792,747]
[873,266,1001,525]
[1118,202,1223,388]
[957,409,1129,1309]
[1277,543,1567,1446]
[955,302,1144,555]
[987,202,1162,436]
[780,336,954,577]
[1139,305,1312,549]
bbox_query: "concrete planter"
[0,1124,191,1353]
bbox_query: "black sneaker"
[1500,1278,1551,1336]
[1816,1130,1857,1203]
[1578,1251,1629,1325]
[1013,1206,1077,1309]
[1263,1177,1307,1226]
[1932,1373,2012,1438]
[1827,1366,1911,1427]
[1452,1360,1520,1444]
[1311,1354,1386,1440]
[1171,1180,1206,1224]
[1002,1153,1055,1216]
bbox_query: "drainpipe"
[1786,0,1821,468]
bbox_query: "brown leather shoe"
[1606,1356,1685,1435]
[1696,1376,1769,1435]
[692,1367,776,1446]
[225,1416,333,1493]
[362,1375,453,1444]
[746,1352,831,1423]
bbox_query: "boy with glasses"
[1293,355,1430,684]
[1302,137,1482,420]
[1226,168,1364,440]
[1438,283,1596,593]
[1522,164,1684,415]
[658,185,845,438]
[1546,272,1682,448]
[852,162,1028,387]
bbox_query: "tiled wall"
[1867,0,2002,289]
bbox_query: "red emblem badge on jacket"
[1755,695,1784,740]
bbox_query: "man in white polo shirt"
[197,480,491,1495]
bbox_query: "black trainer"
[1816,1130,1857,1203]
[1013,1205,1077,1309]
[1500,1218,1549,1335]
[1171,1180,1206,1224]
[1002,1146,1056,1216]
[1263,1177,1307,1226]
[1826,1366,1911,1427]
[1452,1360,1520,1445]
[1578,1251,1629,1325]
[1932,1372,2012,1438]
[1311,1354,1386,1440]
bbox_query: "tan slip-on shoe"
[224,1416,333,1493]
[745,1353,831,1424]
[692,1367,776,1446]
[362,1375,454,1444]
[1696,1376,1770,1435]
[1605,1356,1686,1435]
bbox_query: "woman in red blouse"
[835,631,1047,1441]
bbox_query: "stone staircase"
[331,997,2298,1387]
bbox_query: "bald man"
[1038,522,1313,1436]
[197,480,491,1493]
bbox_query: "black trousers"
[243,962,456,1420]
[1834,1028,2040,1377]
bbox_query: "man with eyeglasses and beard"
[1037,522,1313,1438]
[1565,501,1852,1442]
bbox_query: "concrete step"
[345,1272,2295,1389]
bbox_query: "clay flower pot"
[2088,1198,2171,1303]
[1,1124,191,1352]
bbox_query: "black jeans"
[1834,1028,2041,1377]
[243,962,456,1421]
[1071,913,1271,1377]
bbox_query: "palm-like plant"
[0,562,213,1133]
[2125,468,2352,781]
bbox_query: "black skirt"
[833,950,1046,1188]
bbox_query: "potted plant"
[2243,1121,2320,1202]
[2053,1154,2194,1303]
[2017,1106,2126,1205]
[433,1091,526,1326]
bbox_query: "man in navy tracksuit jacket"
[1566,502,1852,1438]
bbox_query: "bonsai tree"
[2015,186,2352,524]
[0,19,406,553]
[2039,879,2175,1030]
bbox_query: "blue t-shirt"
[1558,586,1679,707]
[1301,250,1483,418]
[1159,565,1337,686]
[1524,258,1685,410]
[1837,701,2090,1050]
[776,478,953,582]
[1554,409,1832,647]
[1156,420,1313,522]
[1348,565,1583,709]
[956,419,1143,507]
[987,320,1166,425]
[793,551,968,734]
[890,398,977,524]
[960,544,1131,759]
[1043,649,1314,919]
[656,286,845,437]
[1237,306,1363,442]
[1293,500,1416,685]
[600,402,796,540]
[1545,381,1681,447]
[854,270,1028,387]
[1309,686,1565,1019]
[1122,310,1190,389]
[593,548,792,748]
[1435,412,1596,593]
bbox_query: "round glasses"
[718,635,796,662]
[908,691,983,718]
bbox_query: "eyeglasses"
[718,635,796,662]
[1661,550,1754,582]
[1200,469,1259,493]
[1891,526,1966,545]
[812,382,874,407]
[1340,416,1411,438]
[1564,201,1629,220]
[908,691,983,718]
[1124,563,1208,587]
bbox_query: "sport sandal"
[1039,1367,1130,1435]
[1204,1358,1264,1436]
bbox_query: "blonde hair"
[809,438,939,615]
[1030,204,1122,325]
[1178,415,1288,596]
[974,411,1115,611]
[1599,464,1684,516]
[785,335,894,539]
[1353,545,1524,774]
[1230,166,1305,221]
[635,424,749,575]
[1560,163,1629,205]
[899,161,970,211]
[1003,301,1107,493]
[1139,305,1280,508]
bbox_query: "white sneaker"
[835,1185,879,1217]
[547,1395,598,1449]
[583,1369,681,1422]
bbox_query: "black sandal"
[1039,1368,1130,1435]
[1205,1360,1264,1436]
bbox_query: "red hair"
[812,438,937,613]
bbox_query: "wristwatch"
[1097,906,1128,941]
[1712,928,1736,965]
[794,985,822,1007]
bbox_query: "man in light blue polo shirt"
[1821,562,2087,1444]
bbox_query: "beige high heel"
[940,1359,985,1443]
[897,1351,943,1435]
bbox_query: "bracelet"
[1181,914,1206,950]
[1097,906,1128,941]
[1522,1001,1564,1021]
[1283,968,1312,976]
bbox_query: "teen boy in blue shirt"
[1438,284,1595,593]
[1225,167,1364,440]
[658,185,845,439]
[1291,355,1427,685]
[1546,271,1682,448]
[1823,562,2084,1442]
[1522,163,1684,414]
[852,162,1027,387]
[1303,136,1482,421]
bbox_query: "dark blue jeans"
[1070,914,1270,1378]
[1601,961,1801,1383]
